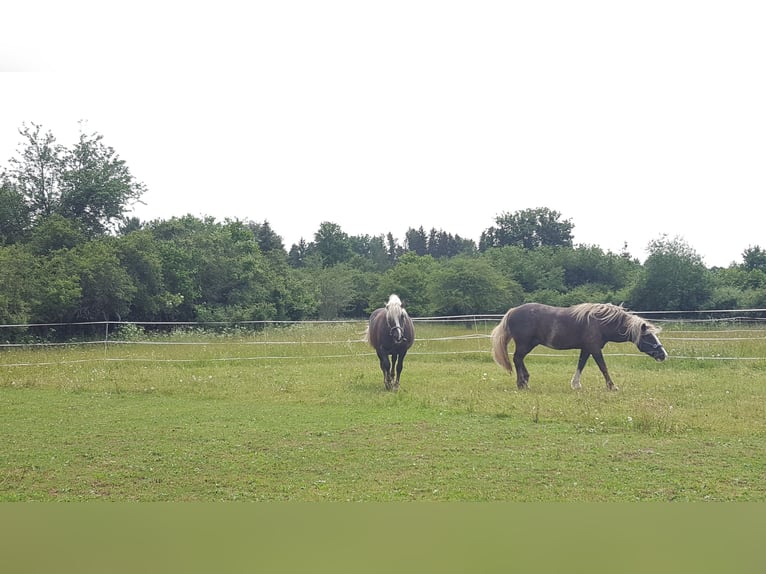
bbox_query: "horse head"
[637,323,668,361]
[385,294,409,344]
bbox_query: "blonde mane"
[385,294,408,323]
[570,303,660,344]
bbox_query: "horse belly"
[540,320,580,350]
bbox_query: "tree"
[404,227,428,255]
[5,122,146,236]
[25,214,86,255]
[72,239,137,321]
[348,234,390,272]
[484,245,566,293]
[480,207,573,250]
[0,246,34,325]
[426,228,476,258]
[386,232,402,263]
[288,238,311,268]
[313,222,352,266]
[6,123,63,221]
[27,250,82,324]
[312,264,357,319]
[429,255,522,315]
[629,235,713,311]
[558,245,639,291]
[372,253,438,317]
[190,219,276,321]
[115,229,174,320]
[742,245,766,273]
[0,181,30,245]
[248,220,285,254]
[58,126,146,235]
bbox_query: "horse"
[491,302,667,390]
[365,294,415,391]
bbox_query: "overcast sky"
[2,1,764,267]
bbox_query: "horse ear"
[641,323,648,333]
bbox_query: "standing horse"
[491,302,667,390]
[365,294,415,391]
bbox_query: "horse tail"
[491,310,514,374]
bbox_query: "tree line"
[2,123,766,338]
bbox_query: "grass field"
[1,320,764,501]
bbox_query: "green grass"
[1,321,764,501]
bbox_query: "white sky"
[1,1,764,267]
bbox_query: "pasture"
[1,319,764,501]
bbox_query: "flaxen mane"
[385,294,408,324]
[570,303,661,345]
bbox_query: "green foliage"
[0,246,33,325]
[4,122,145,237]
[424,228,476,258]
[6,123,63,220]
[247,220,285,254]
[629,236,713,311]
[347,234,391,273]
[58,128,146,235]
[741,245,766,272]
[71,239,137,321]
[371,253,438,316]
[0,181,29,245]
[480,207,574,250]
[404,226,429,255]
[1,120,763,326]
[311,264,358,320]
[114,229,171,319]
[485,246,567,293]
[313,221,353,266]
[429,255,522,315]
[27,251,82,323]
[558,245,639,290]
[26,214,86,254]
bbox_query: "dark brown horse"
[365,294,415,391]
[491,302,667,390]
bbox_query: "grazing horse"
[365,294,415,391]
[491,302,667,390]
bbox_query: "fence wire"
[2,310,766,368]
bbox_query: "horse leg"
[377,349,393,390]
[392,351,406,391]
[592,350,618,390]
[512,350,530,389]
[389,353,399,391]
[570,350,590,390]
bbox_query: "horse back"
[508,303,598,350]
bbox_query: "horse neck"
[608,315,640,344]
[580,305,639,344]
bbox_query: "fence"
[1,310,766,368]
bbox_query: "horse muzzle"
[639,339,667,361]
[651,345,668,361]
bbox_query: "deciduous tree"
[480,207,573,250]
